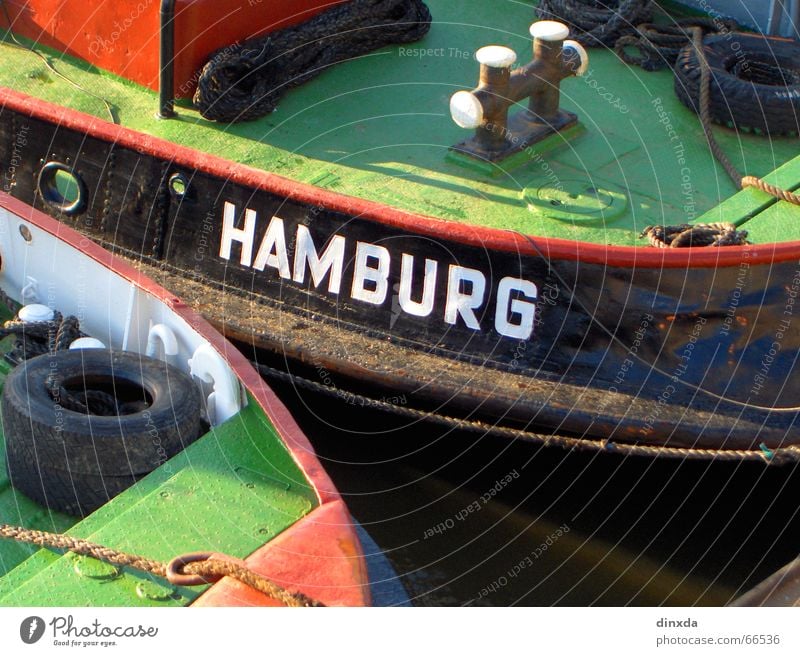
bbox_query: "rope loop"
[0,525,325,607]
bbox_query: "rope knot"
[641,222,749,248]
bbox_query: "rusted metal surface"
[451,22,584,161]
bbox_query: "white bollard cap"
[563,39,590,76]
[530,20,570,42]
[450,91,484,129]
[18,303,55,323]
[69,337,106,350]
[475,45,517,69]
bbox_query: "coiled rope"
[614,17,735,71]
[537,0,653,46]
[0,297,122,415]
[612,18,800,209]
[194,0,432,122]
[0,311,82,365]
[640,222,749,247]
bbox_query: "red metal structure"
[0,0,345,97]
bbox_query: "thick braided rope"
[0,525,165,574]
[0,312,82,361]
[640,222,749,248]
[194,0,431,122]
[537,0,654,47]
[0,524,322,607]
[614,18,732,71]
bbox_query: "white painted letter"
[399,254,437,317]
[445,265,486,330]
[495,277,538,339]
[351,242,390,305]
[293,225,345,294]
[253,216,291,279]
[219,201,255,266]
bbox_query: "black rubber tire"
[674,32,800,136]
[3,349,204,516]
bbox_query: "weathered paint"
[0,2,799,457]
[1,0,797,241]
[3,95,800,451]
[193,500,370,607]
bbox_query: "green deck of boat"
[0,324,316,606]
[1,0,799,245]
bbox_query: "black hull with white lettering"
[3,95,800,458]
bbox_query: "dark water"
[269,379,800,606]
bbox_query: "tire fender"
[3,349,203,516]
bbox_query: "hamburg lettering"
[218,201,540,339]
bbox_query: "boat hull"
[0,189,370,606]
[3,89,800,457]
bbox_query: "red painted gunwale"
[2,86,798,271]
[0,190,370,607]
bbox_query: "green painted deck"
[1,0,799,245]
[0,321,316,605]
